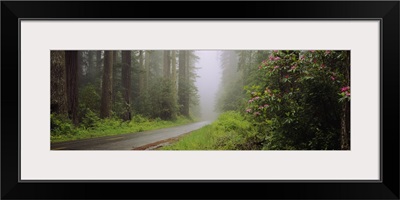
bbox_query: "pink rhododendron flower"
[331,76,336,81]
[248,99,253,103]
[274,57,281,61]
[274,66,279,69]
[273,50,278,52]
[254,96,260,100]
[291,65,297,70]
[264,104,269,108]
[341,86,350,92]
[310,50,315,53]
[269,55,275,61]
[345,91,350,96]
[325,50,331,54]
[246,108,252,113]
[259,106,263,109]
[254,112,261,116]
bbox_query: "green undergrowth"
[51,114,195,143]
[161,111,263,150]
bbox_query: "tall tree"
[50,51,68,115]
[160,50,178,119]
[171,50,177,89]
[113,50,118,64]
[184,51,190,116]
[100,51,113,118]
[178,50,189,116]
[77,51,84,87]
[216,50,242,112]
[96,51,102,70]
[65,51,79,125]
[341,51,351,150]
[87,51,95,84]
[138,50,144,94]
[163,50,171,78]
[144,50,150,91]
[96,51,103,88]
[121,51,132,121]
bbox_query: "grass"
[161,111,262,150]
[51,115,195,143]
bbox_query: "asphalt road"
[51,121,211,150]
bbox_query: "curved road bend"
[51,121,211,150]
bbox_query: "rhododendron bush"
[244,50,350,150]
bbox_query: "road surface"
[51,121,211,150]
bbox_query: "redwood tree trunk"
[51,51,68,115]
[96,51,102,71]
[178,50,189,117]
[341,51,351,150]
[65,51,79,125]
[121,51,132,121]
[171,50,177,90]
[144,51,150,91]
[184,51,190,116]
[87,51,95,83]
[96,51,102,88]
[77,51,83,86]
[139,50,144,95]
[341,100,350,150]
[163,50,171,78]
[100,51,113,118]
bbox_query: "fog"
[194,51,222,121]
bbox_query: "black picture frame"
[2,1,399,199]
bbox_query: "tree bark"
[96,51,102,70]
[51,51,68,115]
[178,50,189,116]
[144,51,150,91]
[87,51,95,83]
[171,50,177,90]
[113,50,118,64]
[77,51,84,87]
[163,50,171,78]
[121,51,132,121]
[139,50,144,95]
[65,51,79,125]
[341,51,351,150]
[96,51,103,88]
[341,100,350,150]
[184,51,190,116]
[100,51,113,118]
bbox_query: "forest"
[51,50,350,150]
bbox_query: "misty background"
[194,51,222,121]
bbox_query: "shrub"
[50,113,77,136]
[245,50,348,150]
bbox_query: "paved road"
[51,121,211,150]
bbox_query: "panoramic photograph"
[50,50,350,150]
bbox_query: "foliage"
[52,50,199,142]
[51,113,77,136]
[81,109,100,129]
[162,111,262,150]
[244,50,349,150]
[78,84,101,127]
[216,51,244,112]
